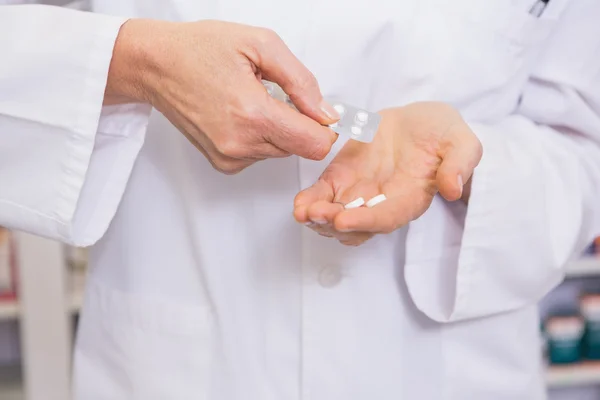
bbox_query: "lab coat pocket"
[432,1,561,118]
[73,280,214,400]
[460,1,561,46]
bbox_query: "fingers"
[306,181,380,226]
[294,179,334,208]
[210,83,337,162]
[436,123,483,201]
[265,95,339,160]
[334,181,381,207]
[295,180,374,246]
[250,29,340,125]
[303,201,375,246]
[295,179,389,246]
[307,201,344,225]
[296,179,380,223]
[333,189,428,234]
[165,108,257,174]
[338,233,374,246]
[249,141,290,160]
[236,27,341,162]
[305,221,374,246]
[294,180,335,223]
[334,202,399,234]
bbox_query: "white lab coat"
[1,0,600,399]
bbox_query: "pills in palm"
[344,197,365,209]
[366,194,387,208]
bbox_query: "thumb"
[265,94,338,161]
[436,126,483,201]
[251,29,340,125]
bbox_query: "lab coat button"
[318,266,343,288]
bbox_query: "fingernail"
[320,100,340,121]
[457,175,464,197]
[304,222,314,226]
[311,219,327,225]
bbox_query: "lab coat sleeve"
[404,1,600,323]
[0,5,151,246]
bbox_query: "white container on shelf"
[0,229,11,296]
[0,229,17,300]
[566,257,600,278]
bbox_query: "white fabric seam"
[53,17,126,238]
[79,128,146,246]
[0,198,67,227]
[451,124,493,321]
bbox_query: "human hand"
[105,19,339,174]
[293,102,483,246]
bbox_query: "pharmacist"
[1,1,600,399]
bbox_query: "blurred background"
[0,231,85,400]
[0,233,599,400]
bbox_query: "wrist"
[104,19,162,105]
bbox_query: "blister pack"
[262,81,381,143]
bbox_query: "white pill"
[344,197,365,209]
[334,104,346,116]
[351,126,362,136]
[329,122,339,129]
[366,194,387,208]
[355,111,369,125]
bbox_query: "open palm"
[293,102,482,246]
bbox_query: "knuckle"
[255,28,280,47]
[293,72,319,92]
[306,141,331,160]
[241,101,267,126]
[214,137,245,159]
[461,133,483,170]
[232,94,267,125]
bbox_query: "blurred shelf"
[67,285,85,314]
[0,300,20,321]
[566,257,600,278]
[0,365,23,400]
[0,285,84,322]
[547,362,600,388]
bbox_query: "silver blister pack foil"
[262,81,381,143]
